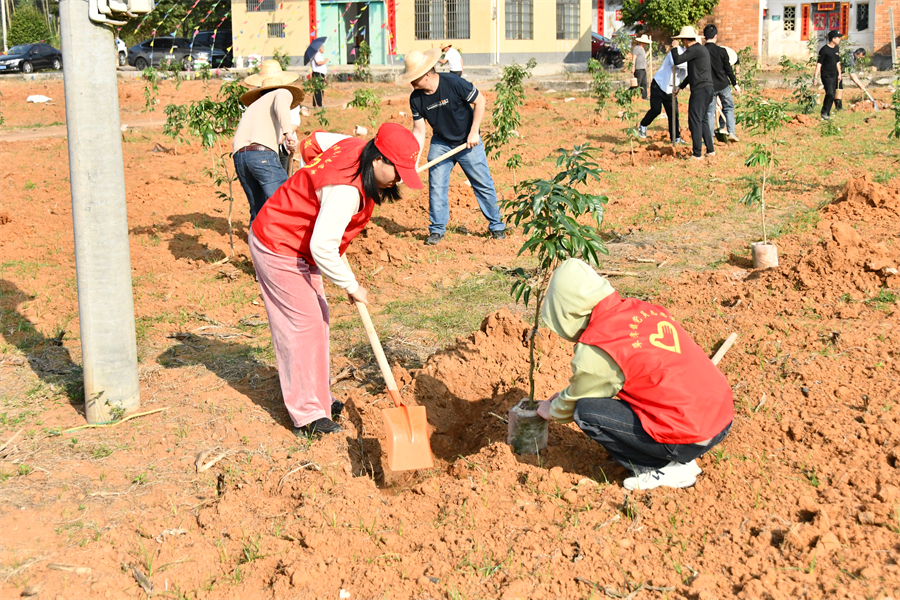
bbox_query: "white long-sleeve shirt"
[652,46,688,94]
[309,184,363,294]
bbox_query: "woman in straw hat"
[233,60,304,224]
[631,34,651,100]
[249,123,424,438]
[398,49,505,246]
[669,26,715,160]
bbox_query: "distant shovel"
[343,258,434,471]
[848,72,879,111]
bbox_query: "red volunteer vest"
[299,129,325,164]
[579,292,734,444]
[251,138,374,265]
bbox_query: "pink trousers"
[249,231,333,428]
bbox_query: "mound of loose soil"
[789,113,819,126]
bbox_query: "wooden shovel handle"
[341,257,402,407]
[416,143,468,173]
[711,332,738,366]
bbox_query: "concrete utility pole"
[59,0,140,423]
[1,0,8,54]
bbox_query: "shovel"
[849,72,879,111]
[416,143,468,173]
[343,259,434,471]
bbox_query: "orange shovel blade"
[382,405,434,472]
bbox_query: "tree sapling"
[484,58,536,185]
[500,145,608,454]
[735,95,789,268]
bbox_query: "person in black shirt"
[671,26,715,159]
[399,49,506,246]
[703,25,740,143]
[814,30,843,119]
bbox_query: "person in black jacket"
[814,30,843,120]
[703,25,740,143]
[670,26,715,159]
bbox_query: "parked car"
[191,30,233,68]
[116,37,127,66]
[0,43,62,74]
[127,37,226,70]
[591,32,624,69]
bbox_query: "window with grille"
[783,6,796,32]
[268,23,285,38]
[506,0,533,40]
[556,0,578,39]
[857,3,869,30]
[414,0,471,40]
[246,0,276,12]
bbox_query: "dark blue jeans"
[573,397,731,475]
[233,149,288,224]
[426,135,505,236]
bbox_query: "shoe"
[294,417,344,438]
[727,133,739,142]
[424,233,444,246]
[490,230,506,240]
[691,155,703,161]
[637,125,647,139]
[330,400,344,418]
[623,461,698,491]
[683,460,702,477]
[707,152,716,157]
[674,138,688,145]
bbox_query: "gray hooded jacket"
[540,259,626,422]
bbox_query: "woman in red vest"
[536,259,734,490]
[250,123,423,437]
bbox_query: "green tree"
[621,0,719,33]
[484,58,536,183]
[587,58,613,116]
[8,4,52,46]
[354,41,372,82]
[500,145,608,409]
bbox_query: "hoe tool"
[416,143,468,173]
[344,259,434,471]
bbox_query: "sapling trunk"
[224,157,235,256]
[527,287,542,409]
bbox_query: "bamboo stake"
[61,407,168,434]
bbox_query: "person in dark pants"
[814,30,843,119]
[536,259,734,491]
[703,24,740,142]
[631,35,651,100]
[232,60,301,224]
[671,25,715,159]
[637,40,687,143]
[311,42,328,108]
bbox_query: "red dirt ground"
[0,77,898,600]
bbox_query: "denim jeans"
[573,397,732,475]
[706,86,735,136]
[427,135,505,236]
[233,149,288,224]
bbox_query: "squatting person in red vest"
[536,259,734,490]
[249,123,424,437]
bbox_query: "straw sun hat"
[240,59,304,108]
[672,25,701,42]
[634,34,652,44]
[396,48,442,84]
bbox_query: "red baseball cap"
[373,123,424,189]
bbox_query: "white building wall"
[763,0,875,63]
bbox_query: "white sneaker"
[623,461,699,490]
[637,125,647,139]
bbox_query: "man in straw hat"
[399,48,506,246]
[233,60,304,224]
[703,25,740,143]
[637,39,687,143]
[631,34,651,100]
[670,25,715,160]
[438,42,463,77]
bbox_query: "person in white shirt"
[438,42,463,76]
[311,43,328,107]
[637,40,688,143]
